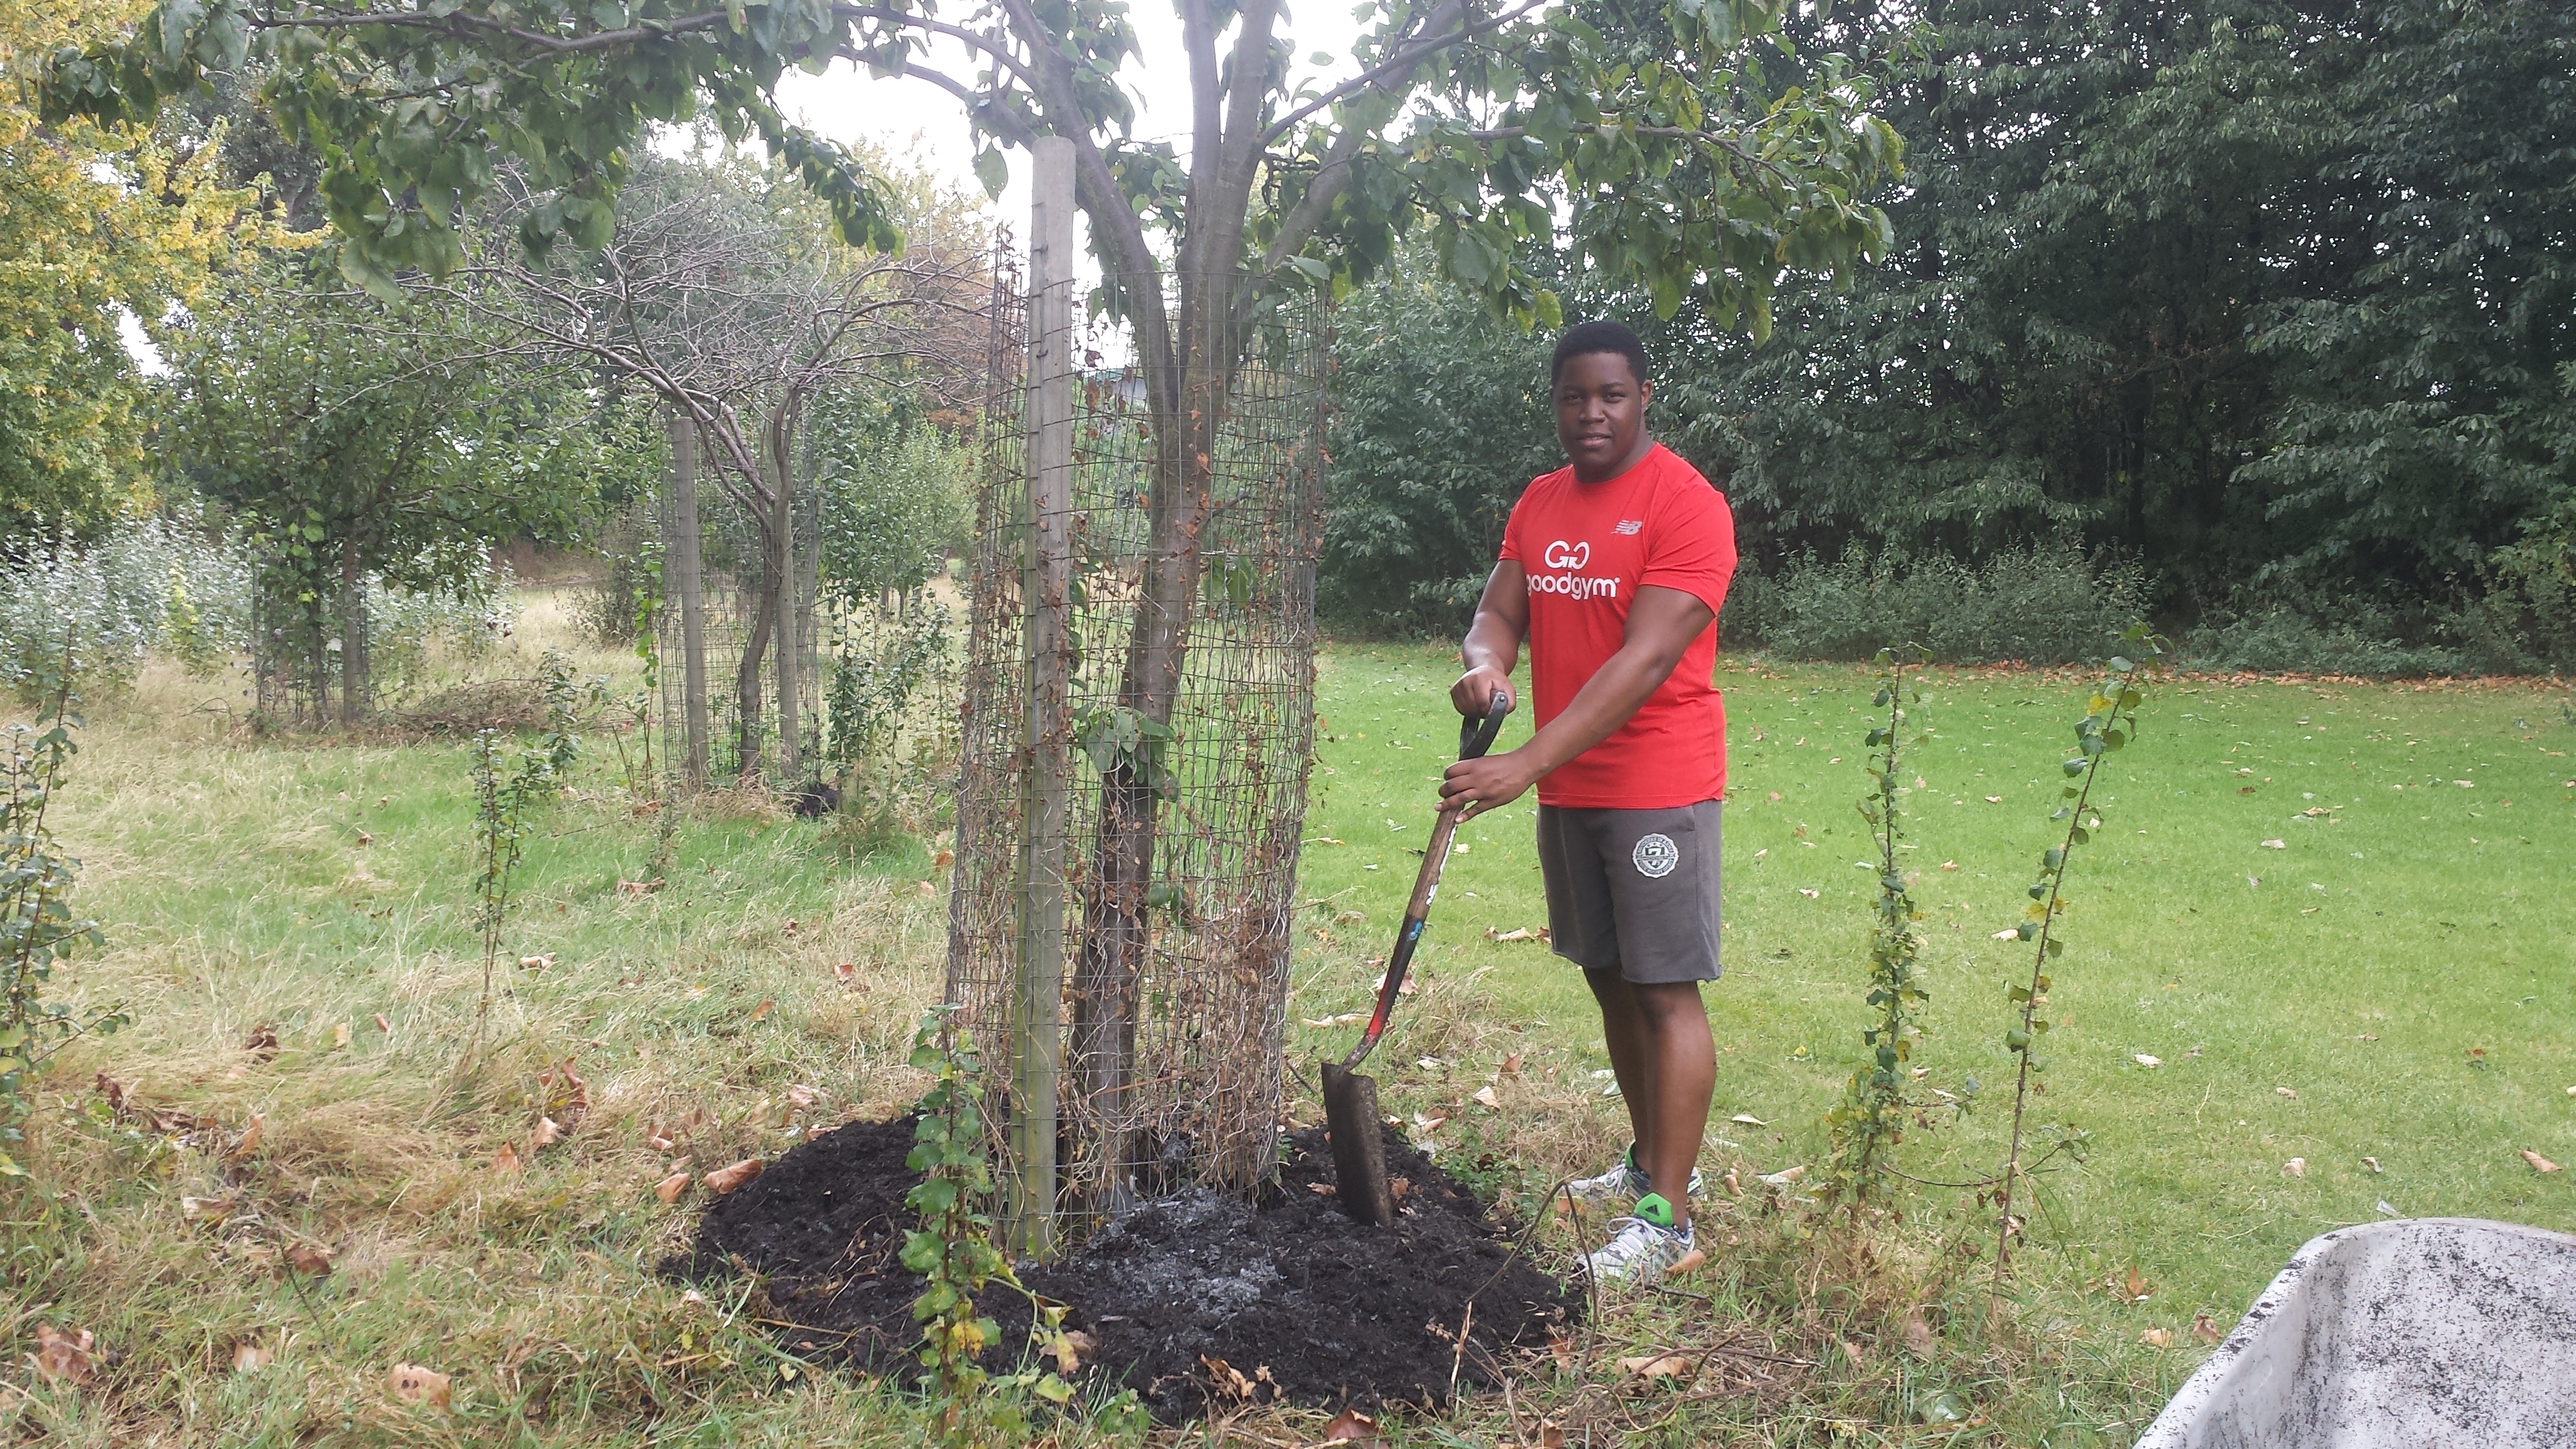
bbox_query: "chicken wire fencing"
[946,271,1330,1253]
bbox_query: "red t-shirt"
[1498,443,1737,809]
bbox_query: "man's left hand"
[1441,749,1541,819]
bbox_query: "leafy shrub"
[0,514,251,701]
[1738,540,2151,665]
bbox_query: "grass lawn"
[6,595,2571,1446]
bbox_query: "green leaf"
[973,145,1009,200]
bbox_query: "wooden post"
[667,409,711,785]
[1009,134,1076,1259]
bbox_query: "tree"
[0,0,268,547]
[165,258,600,722]
[442,152,988,777]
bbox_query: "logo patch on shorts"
[1632,832,1681,879]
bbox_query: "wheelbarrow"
[2137,1216,2576,1447]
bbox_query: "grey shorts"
[1535,800,1722,985]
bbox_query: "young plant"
[1,647,130,1181]
[1991,625,2166,1278]
[1822,646,1940,1212]
[467,651,583,1058]
[900,1007,1077,1443]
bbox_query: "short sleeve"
[1639,474,1737,616]
[1497,479,1534,563]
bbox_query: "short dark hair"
[1549,320,1651,388]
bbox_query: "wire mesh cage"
[947,270,1330,1247]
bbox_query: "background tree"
[445,150,988,777]
[0,0,267,547]
[165,258,602,722]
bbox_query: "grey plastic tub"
[2137,1217,2576,1448]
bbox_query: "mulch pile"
[673,1116,1579,1420]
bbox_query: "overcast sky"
[773,2,1376,267]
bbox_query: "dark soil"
[674,1117,1579,1420]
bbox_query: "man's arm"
[1440,582,1714,818]
[1450,560,1528,716]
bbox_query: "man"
[1440,320,1735,1287]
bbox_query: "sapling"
[900,1006,1076,1443]
[0,643,130,1181]
[1821,647,1946,1212]
[467,652,583,1060]
[1991,625,2165,1281]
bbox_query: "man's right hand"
[1451,665,1513,718]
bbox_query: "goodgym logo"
[1533,539,1619,600]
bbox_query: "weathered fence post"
[1007,134,1076,1257]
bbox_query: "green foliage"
[0,652,129,1181]
[1319,263,1559,637]
[1990,623,2166,1279]
[1728,542,2154,665]
[41,0,903,297]
[899,1007,1078,1443]
[467,651,582,1056]
[1820,647,1945,1211]
[812,409,971,606]
[0,512,251,703]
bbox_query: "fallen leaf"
[2282,1157,2306,1178]
[232,1342,270,1373]
[1900,1310,1936,1360]
[2363,1156,2382,1174]
[1722,1169,1742,1198]
[287,1242,335,1277]
[230,1113,265,1159]
[704,1158,764,1194]
[1201,1354,1254,1400]
[387,1363,452,1408]
[1618,1353,1694,1380]
[539,1058,588,1130]
[31,1325,95,1383]
[331,1022,352,1049]
[1485,926,1536,942]
[2260,839,2286,850]
[181,1194,239,1222]
[933,849,955,870]
[517,954,554,970]
[1798,888,1820,899]
[1839,1338,1863,1368]
[1984,795,2003,803]
[787,1085,820,1110]
[1322,1405,1381,1443]
[1730,1113,1767,1126]
[531,1117,563,1148]
[1388,1177,1412,1204]
[1530,1420,1568,1449]
[2133,1055,2163,1068]
[2276,1086,2298,1098]
[2521,1149,2562,1174]
[1501,1051,1523,1078]
[492,1141,524,1173]
[244,1025,280,1061]
[749,998,774,1023]
[1053,1328,1094,1375]
[2140,1328,2173,1349]
[1471,1085,1500,1108]
[654,1171,691,1203]
[1307,1181,1335,1196]
[1940,860,1958,870]
[782,919,799,937]
[832,962,856,985]
[1991,928,2019,940]
[2192,1311,2223,1345]
[1759,1164,1807,1187]
[372,1012,391,1033]
[2122,1266,2150,1302]
[356,831,373,847]
[1547,1332,1579,1374]
[617,878,660,896]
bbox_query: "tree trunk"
[1068,275,1237,1203]
[339,544,368,726]
[770,401,803,781]
[668,411,711,784]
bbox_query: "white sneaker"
[1583,1214,1697,1287]
[1563,1146,1705,1206]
